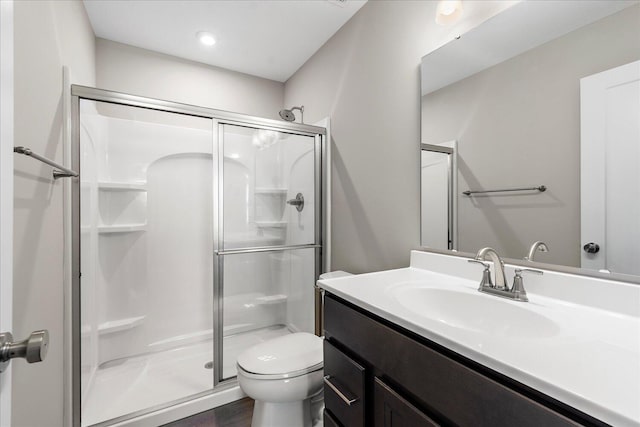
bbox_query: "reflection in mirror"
[420,143,457,250]
[420,1,640,277]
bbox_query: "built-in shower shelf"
[255,188,287,195]
[98,316,146,335]
[98,224,147,234]
[98,181,147,191]
[255,294,287,305]
[255,221,287,229]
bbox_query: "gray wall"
[283,1,512,273]
[13,1,95,426]
[422,5,640,267]
[96,38,285,120]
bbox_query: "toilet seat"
[236,332,323,380]
[237,361,323,380]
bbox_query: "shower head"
[279,109,295,121]
[279,105,304,123]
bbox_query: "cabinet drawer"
[323,409,341,427]
[323,340,366,427]
[325,295,584,427]
[374,377,439,427]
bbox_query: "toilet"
[237,271,352,427]
[237,332,324,427]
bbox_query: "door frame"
[420,141,457,251]
[0,1,14,425]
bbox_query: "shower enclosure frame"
[69,85,328,427]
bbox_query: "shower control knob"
[286,193,305,212]
[583,242,600,254]
[0,330,49,372]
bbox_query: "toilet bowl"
[237,271,353,427]
[237,332,324,427]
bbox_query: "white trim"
[62,66,73,427]
[0,1,14,425]
[445,140,458,251]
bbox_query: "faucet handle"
[468,259,493,289]
[510,268,543,302]
[468,259,490,269]
[515,268,544,276]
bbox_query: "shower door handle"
[286,193,305,212]
[0,330,49,373]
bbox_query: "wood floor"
[163,398,254,427]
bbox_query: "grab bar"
[463,185,546,196]
[14,146,78,179]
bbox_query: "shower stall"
[70,86,326,426]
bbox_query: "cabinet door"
[324,340,366,427]
[324,409,341,427]
[374,378,439,427]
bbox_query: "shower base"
[82,326,290,426]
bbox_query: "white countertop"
[318,251,640,427]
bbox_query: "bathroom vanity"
[323,294,598,427]
[318,251,640,427]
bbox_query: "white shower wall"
[80,106,215,382]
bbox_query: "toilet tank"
[316,271,353,335]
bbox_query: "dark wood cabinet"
[373,377,439,427]
[323,409,341,427]
[323,293,606,427]
[323,340,365,427]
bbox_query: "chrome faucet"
[524,241,549,261]
[474,247,507,290]
[468,247,543,302]
[510,268,543,302]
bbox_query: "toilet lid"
[237,332,323,376]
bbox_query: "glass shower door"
[79,100,215,425]
[217,124,320,380]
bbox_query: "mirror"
[420,1,640,277]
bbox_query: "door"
[421,149,450,249]
[76,100,215,426]
[217,124,321,381]
[580,60,640,275]
[0,1,13,424]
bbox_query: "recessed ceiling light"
[435,0,463,26]
[197,31,216,47]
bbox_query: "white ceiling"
[421,0,638,95]
[83,0,367,83]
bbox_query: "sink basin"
[392,286,559,339]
